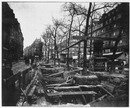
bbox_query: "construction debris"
[15,62,128,106]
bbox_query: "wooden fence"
[6,66,31,94]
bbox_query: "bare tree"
[41,28,53,63]
[62,2,78,70]
[46,18,65,65]
[61,2,119,74]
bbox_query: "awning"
[103,52,122,56]
[103,52,123,59]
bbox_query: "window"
[106,20,108,25]
[121,30,124,34]
[119,40,123,44]
[116,30,119,35]
[106,34,108,38]
[117,14,122,19]
[111,41,115,46]
[105,49,110,53]
[93,33,95,37]
[109,18,112,23]
[116,8,118,12]
[108,13,110,16]
[113,16,116,20]
[112,11,114,15]
[97,31,99,36]
[100,23,103,27]
[113,32,116,36]
[114,24,116,28]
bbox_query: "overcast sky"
[7,1,125,49]
[8,2,65,48]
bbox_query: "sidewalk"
[12,61,28,74]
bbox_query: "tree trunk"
[78,42,81,66]
[67,14,74,70]
[57,50,59,65]
[54,38,56,66]
[83,3,92,75]
[48,48,49,63]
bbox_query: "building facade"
[58,3,129,62]
[89,3,129,58]
[2,2,24,62]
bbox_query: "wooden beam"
[54,86,80,90]
[101,86,114,97]
[80,84,102,88]
[25,71,38,95]
[79,87,87,104]
[59,36,117,52]
[47,71,64,77]
[28,85,37,97]
[47,91,97,97]
[47,83,72,88]
[52,85,102,90]
[59,39,83,52]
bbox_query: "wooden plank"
[59,36,116,52]
[25,71,38,95]
[46,83,72,87]
[28,85,36,97]
[79,87,87,104]
[47,71,64,77]
[6,66,31,85]
[73,75,98,79]
[6,73,20,84]
[54,86,80,90]
[80,85,102,88]
[59,39,83,52]
[27,85,37,104]
[101,86,114,97]
[47,91,97,97]
[53,85,102,90]
[89,94,108,105]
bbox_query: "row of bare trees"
[41,2,119,74]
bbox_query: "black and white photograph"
[2,1,129,106]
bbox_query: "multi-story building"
[101,3,129,54]
[59,3,129,62]
[2,2,24,61]
[89,3,129,58]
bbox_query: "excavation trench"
[16,63,128,106]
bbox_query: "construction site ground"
[12,61,129,107]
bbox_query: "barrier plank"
[47,91,97,97]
